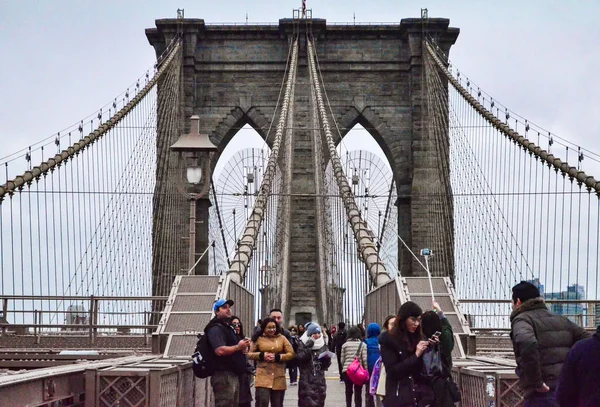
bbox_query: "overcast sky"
[1,0,599,173]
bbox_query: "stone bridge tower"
[146,16,459,324]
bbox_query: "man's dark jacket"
[556,325,600,407]
[332,328,347,354]
[206,317,247,375]
[510,298,590,397]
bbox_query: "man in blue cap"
[206,298,251,407]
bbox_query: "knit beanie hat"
[512,281,541,303]
[306,323,321,336]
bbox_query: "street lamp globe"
[169,115,218,196]
[186,166,203,184]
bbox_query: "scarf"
[300,331,325,349]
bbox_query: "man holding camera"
[207,299,252,407]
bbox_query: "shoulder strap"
[354,341,364,357]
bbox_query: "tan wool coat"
[248,334,295,390]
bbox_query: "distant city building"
[65,304,88,327]
[544,284,586,325]
[526,278,545,297]
[592,303,600,327]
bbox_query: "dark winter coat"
[333,328,347,354]
[510,297,590,397]
[365,323,381,374]
[379,330,433,407]
[556,325,600,407]
[296,340,331,407]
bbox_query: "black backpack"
[191,321,222,378]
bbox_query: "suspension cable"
[307,34,390,288]
[227,35,299,284]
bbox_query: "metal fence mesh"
[98,375,148,407]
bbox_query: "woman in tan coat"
[249,317,295,407]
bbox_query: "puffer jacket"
[248,334,294,391]
[340,339,368,373]
[365,323,381,374]
[296,340,331,407]
[510,297,590,397]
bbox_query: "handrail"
[459,299,600,304]
[0,295,168,300]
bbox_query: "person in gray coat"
[510,281,590,407]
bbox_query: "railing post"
[34,309,38,339]
[89,296,98,345]
[1,298,7,335]
[36,309,42,344]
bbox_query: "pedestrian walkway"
[282,374,347,406]
[282,354,348,407]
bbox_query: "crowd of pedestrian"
[200,281,599,407]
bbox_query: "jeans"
[342,372,363,407]
[289,365,298,383]
[336,350,343,379]
[210,371,240,407]
[524,390,559,407]
[255,387,285,407]
[365,386,375,407]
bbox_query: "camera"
[420,248,432,256]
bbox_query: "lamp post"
[170,115,218,275]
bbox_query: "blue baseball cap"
[213,299,234,312]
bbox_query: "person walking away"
[341,326,368,407]
[333,322,348,380]
[323,324,331,347]
[206,299,251,407]
[248,318,294,407]
[379,301,432,407]
[556,324,600,407]
[357,323,366,340]
[296,323,332,407]
[420,301,456,407]
[510,281,590,407]
[364,323,381,407]
[288,325,299,386]
[329,326,337,352]
[231,316,254,407]
[382,316,396,333]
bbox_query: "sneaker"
[291,382,298,386]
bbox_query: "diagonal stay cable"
[0,40,182,201]
[425,41,600,195]
[227,35,299,284]
[307,34,390,288]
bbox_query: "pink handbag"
[346,342,370,386]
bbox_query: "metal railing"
[0,295,168,347]
[458,299,600,331]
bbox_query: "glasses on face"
[232,322,240,327]
[290,329,297,333]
